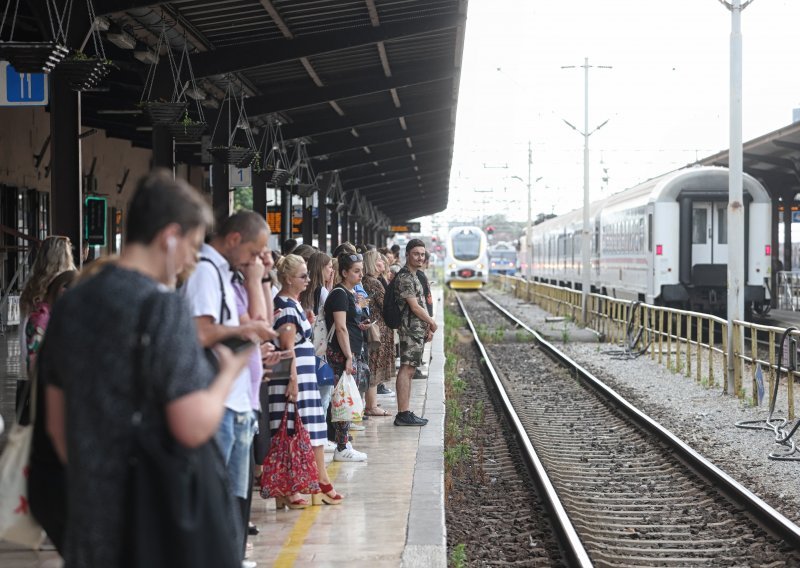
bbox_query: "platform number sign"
[0,61,48,106]
[85,196,107,246]
[229,166,252,188]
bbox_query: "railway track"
[456,290,800,567]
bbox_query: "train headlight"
[448,263,456,269]
[476,263,484,270]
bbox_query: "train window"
[717,206,727,244]
[692,208,707,244]
[648,214,653,252]
[452,231,482,260]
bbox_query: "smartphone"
[219,336,257,354]
[278,349,294,359]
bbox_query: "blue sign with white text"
[1,61,48,106]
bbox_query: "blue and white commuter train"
[444,226,490,289]
[518,166,771,314]
[488,242,517,275]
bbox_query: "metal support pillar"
[341,209,349,244]
[784,194,793,272]
[280,187,292,245]
[349,218,358,245]
[152,124,174,173]
[49,74,82,261]
[302,196,313,245]
[329,206,339,253]
[211,161,229,227]
[771,196,780,307]
[317,185,328,253]
[252,170,267,218]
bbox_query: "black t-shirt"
[417,270,434,317]
[324,285,364,356]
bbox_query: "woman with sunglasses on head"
[268,254,342,507]
[324,252,370,462]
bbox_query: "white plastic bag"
[330,371,364,422]
[0,422,45,548]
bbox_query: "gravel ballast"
[483,287,800,525]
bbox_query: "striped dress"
[268,295,327,446]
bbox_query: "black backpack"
[383,267,407,329]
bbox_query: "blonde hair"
[331,258,341,286]
[363,250,381,277]
[20,236,76,315]
[275,254,306,287]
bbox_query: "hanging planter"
[56,55,113,91]
[0,0,70,73]
[168,118,207,143]
[208,77,258,167]
[140,101,188,124]
[209,146,256,168]
[0,41,68,73]
[256,119,291,186]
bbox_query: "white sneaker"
[334,446,368,462]
[324,440,337,453]
[242,561,257,568]
[349,423,366,431]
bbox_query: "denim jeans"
[215,408,257,499]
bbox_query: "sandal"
[364,407,391,417]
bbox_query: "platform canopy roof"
[700,121,800,201]
[16,0,467,222]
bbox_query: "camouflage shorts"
[399,333,425,367]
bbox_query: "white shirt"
[182,243,252,413]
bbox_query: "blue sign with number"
[0,62,48,106]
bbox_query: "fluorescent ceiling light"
[93,16,110,32]
[106,28,136,50]
[133,48,159,65]
[184,83,207,100]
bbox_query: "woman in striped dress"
[268,254,343,508]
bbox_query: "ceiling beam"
[245,64,454,118]
[343,171,450,193]
[179,13,464,79]
[281,100,452,141]
[309,127,453,160]
[95,0,170,15]
[316,140,451,173]
[335,148,450,180]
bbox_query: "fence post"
[709,320,715,388]
[768,331,775,402]
[676,313,682,374]
[721,323,727,394]
[667,311,673,370]
[750,326,758,405]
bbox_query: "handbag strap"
[131,291,163,420]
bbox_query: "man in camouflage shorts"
[394,239,438,426]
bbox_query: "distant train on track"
[444,226,490,289]
[518,166,771,314]
[488,242,517,275]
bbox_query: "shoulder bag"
[260,402,320,498]
[122,293,239,568]
[0,377,45,549]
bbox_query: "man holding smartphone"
[183,211,275,567]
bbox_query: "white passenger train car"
[520,166,771,313]
[444,226,490,289]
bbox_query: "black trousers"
[28,464,67,554]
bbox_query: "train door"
[691,202,728,265]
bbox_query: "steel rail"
[455,293,593,567]
[477,290,800,550]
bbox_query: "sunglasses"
[295,273,310,280]
[346,254,363,262]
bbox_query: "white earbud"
[166,236,177,252]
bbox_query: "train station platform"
[0,290,447,568]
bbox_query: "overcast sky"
[439,0,800,226]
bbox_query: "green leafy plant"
[450,544,467,568]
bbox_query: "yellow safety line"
[272,461,343,567]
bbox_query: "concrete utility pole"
[562,57,611,325]
[720,0,755,393]
[526,141,533,282]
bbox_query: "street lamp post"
[562,57,611,325]
[719,0,755,393]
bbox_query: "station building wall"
[0,105,208,297]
